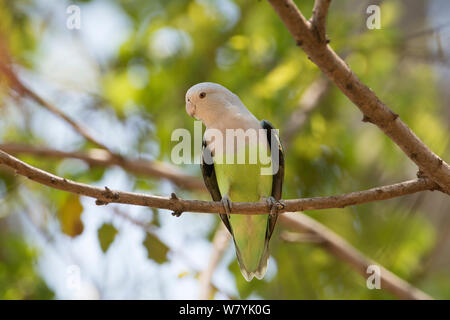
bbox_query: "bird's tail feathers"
[233,239,270,282]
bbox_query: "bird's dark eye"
[199,92,206,99]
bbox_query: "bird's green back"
[214,144,272,276]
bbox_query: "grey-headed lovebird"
[185,82,284,281]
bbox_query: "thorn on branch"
[390,111,399,121]
[172,211,183,217]
[110,152,126,163]
[431,184,443,192]
[362,115,373,123]
[95,199,109,206]
[103,186,119,200]
[416,170,427,179]
[170,192,183,217]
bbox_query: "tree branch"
[0,143,206,191]
[198,225,231,300]
[0,146,435,300]
[0,62,111,152]
[311,0,332,43]
[279,213,433,300]
[0,12,439,300]
[0,149,440,215]
[282,76,330,148]
[267,0,450,194]
[0,62,208,191]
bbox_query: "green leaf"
[57,194,84,237]
[151,208,161,227]
[142,232,169,264]
[98,223,118,253]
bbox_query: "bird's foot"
[221,195,232,216]
[265,196,284,217]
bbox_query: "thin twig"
[282,76,330,148]
[198,225,231,300]
[0,149,440,215]
[280,230,324,243]
[311,0,332,43]
[0,143,206,191]
[404,20,450,40]
[0,61,110,152]
[0,141,436,300]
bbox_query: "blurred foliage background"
[0,0,449,299]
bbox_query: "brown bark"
[267,0,450,194]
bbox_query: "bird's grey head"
[185,82,243,127]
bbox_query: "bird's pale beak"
[186,100,196,118]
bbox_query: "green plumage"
[215,145,272,277]
[201,120,284,281]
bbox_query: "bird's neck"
[205,109,260,133]
[203,109,264,157]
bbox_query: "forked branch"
[268,0,450,194]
